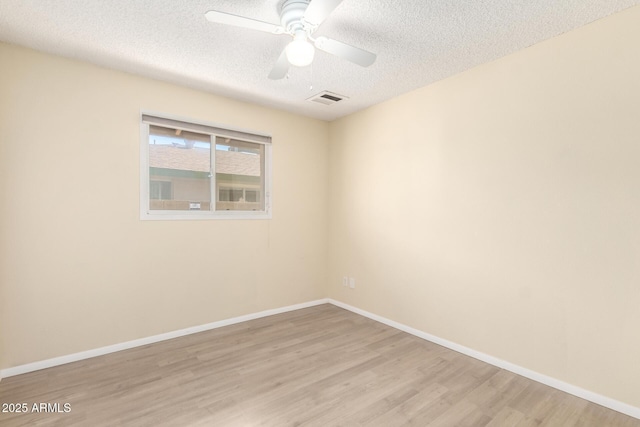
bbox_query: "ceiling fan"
[205,0,377,80]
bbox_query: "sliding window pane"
[215,137,265,211]
[148,125,211,211]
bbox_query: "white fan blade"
[314,36,376,67]
[205,10,284,34]
[303,0,343,26]
[268,48,290,80]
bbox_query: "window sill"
[140,210,272,221]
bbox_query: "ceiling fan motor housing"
[280,0,311,33]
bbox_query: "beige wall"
[328,6,640,409]
[0,42,329,368]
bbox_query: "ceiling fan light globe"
[286,39,315,67]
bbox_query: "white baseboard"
[328,298,640,421]
[0,298,329,379]
[2,297,638,420]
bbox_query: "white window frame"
[140,111,272,220]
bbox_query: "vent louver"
[307,91,348,105]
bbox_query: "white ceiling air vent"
[307,91,348,106]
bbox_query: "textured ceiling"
[0,0,638,121]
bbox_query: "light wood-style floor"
[0,304,638,426]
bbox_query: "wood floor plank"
[484,406,527,427]
[0,304,638,426]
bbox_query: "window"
[140,113,271,220]
[245,190,260,203]
[150,180,172,200]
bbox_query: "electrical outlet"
[342,276,348,287]
[349,277,356,289]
